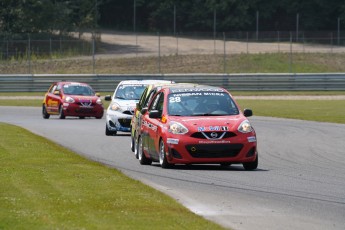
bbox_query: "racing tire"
[243,155,258,171]
[42,104,50,119]
[130,131,135,152]
[159,139,172,169]
[79,116,85,119]
[134,136,139,159]
[58,105,65,119]
[105,124,116,136]
[138,136,152,165]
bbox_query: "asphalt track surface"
[1,106,345,230]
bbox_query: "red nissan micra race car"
[136,84,258,170]
[42,81,104,119]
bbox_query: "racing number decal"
[169,96,181,103]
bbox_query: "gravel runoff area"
[72,31,345,58]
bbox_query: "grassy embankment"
[0,123,224,229]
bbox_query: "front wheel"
[105,124,116,136]
[243,155,258,171]
[42,104,50,119]
[58,105,65,119]
[130,131,135,152]
[138,136,152,165]
[159,139,172,169]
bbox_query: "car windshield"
[114,84,146,100]
[63,84,94,96]
[168,91,239,116]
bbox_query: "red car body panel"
[43,82,104,118]
[139,85,258,166]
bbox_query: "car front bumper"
[62,103,104,117]
[106,110,133,132]
[164,133,257,164]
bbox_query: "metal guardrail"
[0,73,345,92]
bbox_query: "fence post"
[92,33,95,74]
[338,17,340,45]
[158,32,161,73]
[330,32,333,53]
[6,40,9,59]
[49,38,52,58]
[223,32,226,73]
[289,32,292,73]
[256,11,259,41]
[135,33,138,57]
[28,34,31,74]
[246,31,249,54]
[277,31,280,53]
[176,33,179,56]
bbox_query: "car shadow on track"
[151,163,268,172]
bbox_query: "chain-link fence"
[1,31,345,74]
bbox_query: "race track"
[1,106,344,230]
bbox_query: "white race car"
[105,80,172,136]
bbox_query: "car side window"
[149,92,164,112]
[49,84,57,93]
[143,89,156,108]
[138,88,148,109]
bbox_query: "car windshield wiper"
[115,96,126,99]
[191,113,227,116]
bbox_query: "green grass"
[237,99,345,124]
[2,53,345,74]
[227,53,343,73]
[0,91,345,124]
[0,123,224,230]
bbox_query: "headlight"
[65,96,75,103]
[110,103,122,112]
[96,98,102,105]
[238,120,253,133]
[168,121,188,134]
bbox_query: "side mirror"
[243,109,253,117]
[140,107,148,114]
[104,95,112,101]
[53,90,60,95]
[95,93,101,97]
[149,110,161,118]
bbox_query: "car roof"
[57,81,89,86]
[117,80,173,85]
[162,84,227,93]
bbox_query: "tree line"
[1,0,344,35]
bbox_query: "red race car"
[136,84,258,170]
[42,81,104,119]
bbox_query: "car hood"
[170,115,246,131]
[112,99,138,109]
[70,95,99,102]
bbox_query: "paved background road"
[1,106,344,230]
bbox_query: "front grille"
[76,108,95,114]
[186,144,243,158]
[190,131,236,139]
[118,118,131,128]
[123,110,134,115]
[78,100,93,107]
[169,148,182,159]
